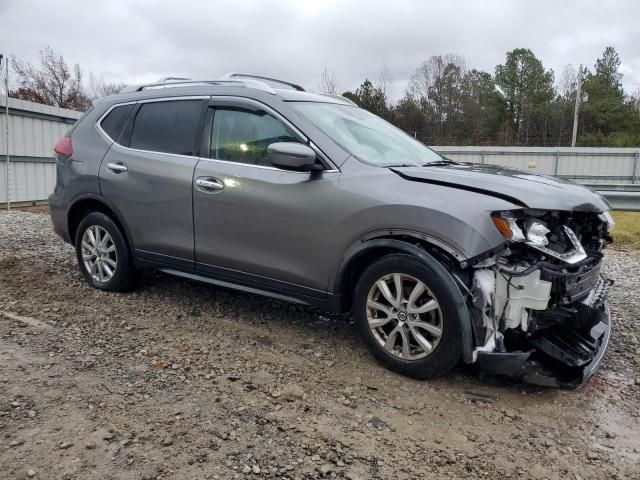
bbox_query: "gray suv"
[50,74,614,387]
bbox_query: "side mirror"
[267,142,321,171]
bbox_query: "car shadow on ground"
[139,269,563,397]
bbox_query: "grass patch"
[611,211,640,250]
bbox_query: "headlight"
[491,213,550,247]
[598,211,615,231]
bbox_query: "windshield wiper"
[422,159,460,166]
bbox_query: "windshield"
[292,102,443,167]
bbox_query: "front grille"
[540,254,603,303]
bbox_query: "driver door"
[192,98,340,299]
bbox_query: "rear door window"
[130,100,203,156]
[210,108,300,166]
[100,104,134,141]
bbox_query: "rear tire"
[75,212,136,292]
[353,253,463,379]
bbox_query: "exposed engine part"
[470,269,498,361]
[467,210,613,387]
[494,266,551,331]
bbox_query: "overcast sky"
[2,0,639,100]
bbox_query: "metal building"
[0,97,82,205]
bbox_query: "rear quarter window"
[100,104,135,141]
[129,100,203,156]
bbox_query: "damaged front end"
[465,209,614,387]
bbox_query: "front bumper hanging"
[476,276,613,388]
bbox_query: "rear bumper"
[48,192,71,244]
[477,297,612,388]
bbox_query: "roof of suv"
[108,74,356,107]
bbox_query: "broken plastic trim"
[476,300,611,388]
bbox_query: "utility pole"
[1,54,8,210]
[571,64,582,148]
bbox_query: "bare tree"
[11,46,92,111]
[318,68,339,95]
[409,54,466,100]
[88,73,127,99]
[630,83,640,111]
[557,64,577,99]
[376,62,394,105]
[408,54,468,143]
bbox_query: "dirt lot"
[1,211,639,479]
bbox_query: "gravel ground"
[0,211,639,480]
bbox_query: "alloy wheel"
[366,273,443,360]
[81,225,117,283]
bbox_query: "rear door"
[192,98,340,297]
[99,97,208,268]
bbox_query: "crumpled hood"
[391,163,610,212]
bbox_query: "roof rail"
[321,93,357,106]
[119,77,278,95]
[157,76,192,82]
[220,73,306,92]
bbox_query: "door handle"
[106,162,128,173]
[195,177,225,193]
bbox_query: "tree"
[408,54,466,144]
[392,93,426,139]
[630,83,640,112]
[11,46,92,111]
[578,47,640,146]
[322,47,640,147]
[594,46,623,90]
[546,64,579,146]
[342,79,389,119]
[460,69,507,145]
[318,68,339,95]
[88,73,127,99]
[377,62,394,106]
[495,48,554,145]
[396,55,503,145]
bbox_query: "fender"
[67,193,135,250]
[331,230,466,293]
[332,236,474,363]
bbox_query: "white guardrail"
[435,146,640,211]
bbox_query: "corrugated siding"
[4,114,71,157]
[0,97,82,203]
[11,162,56,202]
[0,98,80,203]
[0,161,56,203]
[0,97,82,158]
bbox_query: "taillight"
[54,136,73,157]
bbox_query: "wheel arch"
[67,194,133,250]
[332,234,474,363]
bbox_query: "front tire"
[353,254,463,379]
[75,212,135,292]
